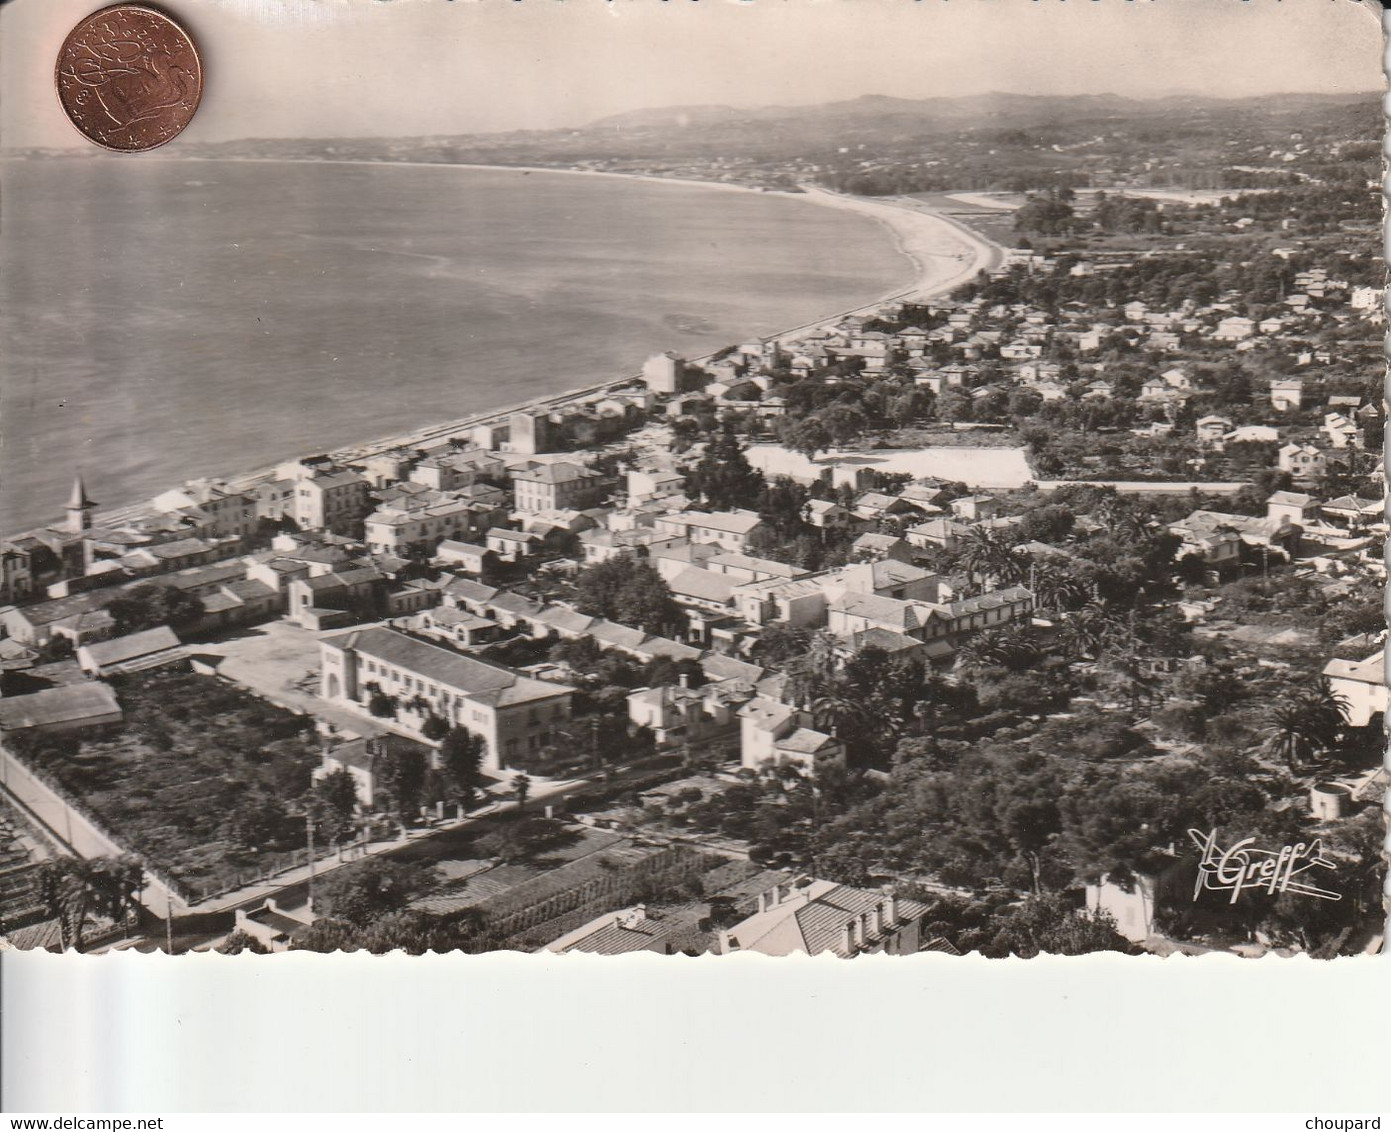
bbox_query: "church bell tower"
[65,473,96,535]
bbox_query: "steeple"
[67,473,95,511]
[65,473,96,534]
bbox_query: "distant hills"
[10,90,1377,171]
[577,89,1375,142]
[587,91,1151,130]
[311,90,1367,155]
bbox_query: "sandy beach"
[764,188,1004,347]
[796,187,1004,301]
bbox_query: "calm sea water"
[0,159,912,533]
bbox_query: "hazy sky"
[2,0,1382,149]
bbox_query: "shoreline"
[299,178,1004,468]
[6,160,1004,539]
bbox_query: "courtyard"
[194,619,385,740]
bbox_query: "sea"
[0,158,915,534]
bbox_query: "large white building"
[737,697,842,772]
[1350,286,1382,312]
[293,469,372,534]
[511,462,601,514]
[364,498,481,556]
[319,626,574,770]
[409,450,505,492]
[641,351,684,394]
[653,509,763,552]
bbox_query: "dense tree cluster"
[310,858,439,928]
[573,557,682,636]
[107,583,205,635]
[1014,186,1078,237]
[685,425,764,511]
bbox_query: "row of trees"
[956,245,1334,321]
[216,724,489,860]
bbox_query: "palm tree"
[787,630,841,709]
[1030,562,1090,614]
[1266,680,1350,769]
[35,857,143,951]
[994,546,1033,586]
[1266,701,1315,770]
[998,623,1043,671]
[810,687,865,735]
[1057,605,1121,659]
[1303,679,1351,751]
[957,528,1017,586]
[1095,495,1150,541]
[954,634,997,675]
[957,623,1040,674]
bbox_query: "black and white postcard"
[0,0,1383,973]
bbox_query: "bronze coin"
[54,4,203,153]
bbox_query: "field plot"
[7,668,321,898]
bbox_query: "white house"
[1277,444,1327,479]
[1321,649,1387,728]
[1195,416,1233,446]
[485,528,542,562]
[435,540,493,575]
[627,680,751,746]
[626,467,685,504]
[1213,316,1255,341]
[150,479,258,541]
[1224,425,1280,445]
[1270,379,1305,412]
[653,509,763,552]
[364,498,480,556]
[1350,286,1382,312]
[1265,490,1319,528]
[737,696,842,773]
[1322,413,1362,450]
[512,462,601,514]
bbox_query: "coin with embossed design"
[55,4,203,152]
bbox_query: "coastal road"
[1033,480,1248,495]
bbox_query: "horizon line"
[5,86,1381,152]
